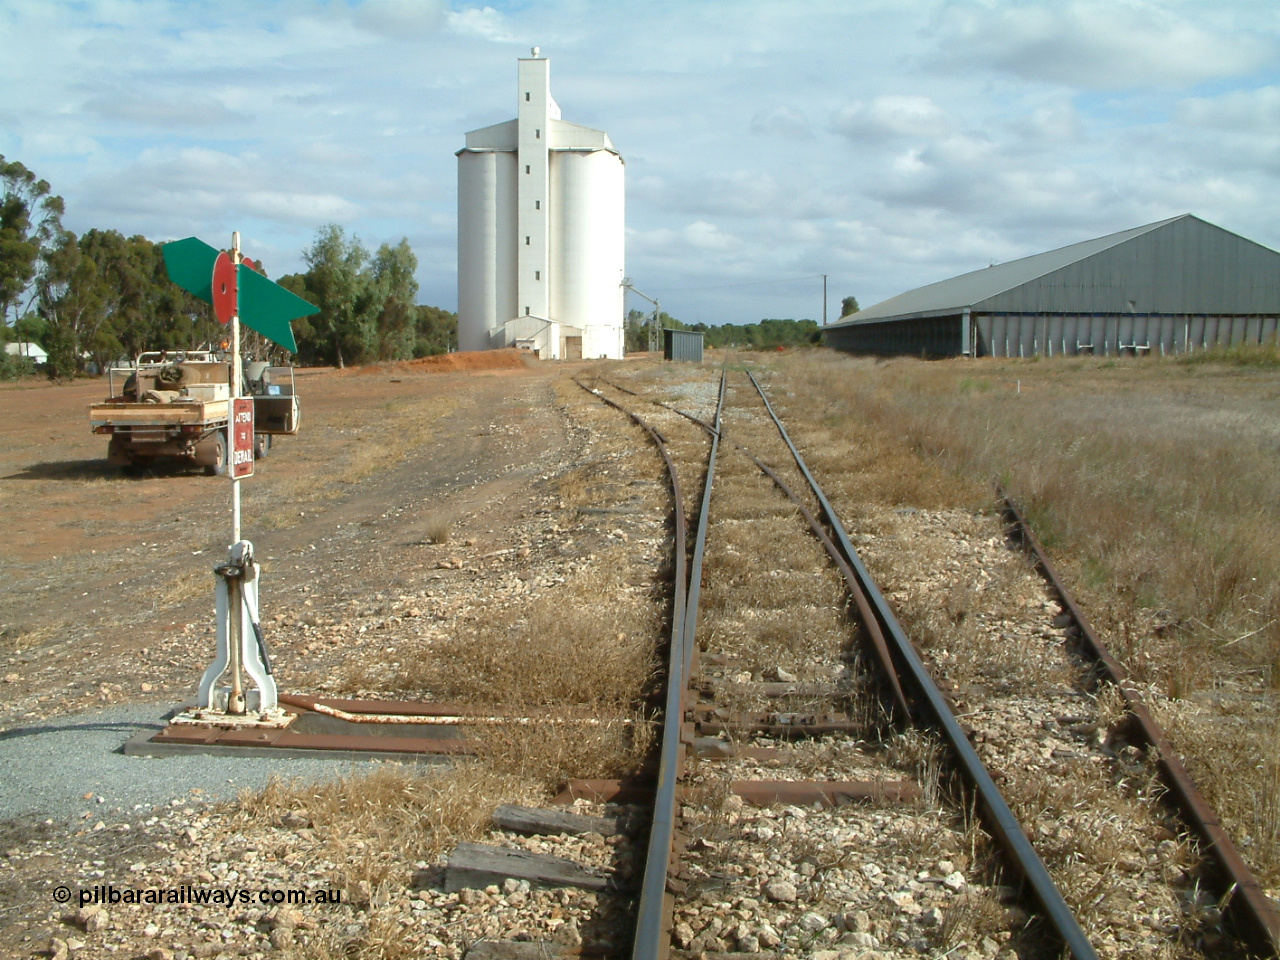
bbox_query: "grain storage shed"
[824,215,1280,358]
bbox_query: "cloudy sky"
[2,0,1278,326]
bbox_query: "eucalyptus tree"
[0,155,64,326]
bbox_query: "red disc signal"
[212,251,236,324]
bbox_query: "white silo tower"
[457,50,625,359]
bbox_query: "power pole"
[623,280,661,354]
[822,274,828,326]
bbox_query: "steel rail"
[597,375,913,723]
[571,376,705,960]
[1001,493,1280,955]
[635,370,724,960]
[744,369,1100,960]
[681,372,725,686]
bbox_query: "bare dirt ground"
[2,351,1275,960]
[0,351,561,727]
[0,353,627,957]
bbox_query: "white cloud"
[3,0,1280,320]
[446,6,514,42]
[355,0,447,37]
[1178,86,1280,132]
[751,107,812,139]
[683,220,738,252]
[834,96,953,142]
[930,0,1275,89]
[84,93,243,127]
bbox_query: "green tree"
[840,295,859,317]
[413,304,457,357]
[301,224,374,368]
[0,156,64,326]
[369,238,419,360]
[13,313,47,346]
[625,308,649,353]
[38,228,102,378]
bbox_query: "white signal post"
[231,231,243,544]
[183,231,280,724]
[226,231,244,713]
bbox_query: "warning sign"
[231,397,255,480]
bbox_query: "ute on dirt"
[89,349,300,474]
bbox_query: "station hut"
[824,215,1280,358]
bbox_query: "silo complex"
[457,51,625,359]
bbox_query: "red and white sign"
[231,398,255,479]
[212,251,237,325]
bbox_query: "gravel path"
[0,702,382,824]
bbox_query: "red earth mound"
[350,349,531,376]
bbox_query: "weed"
[395,560,658,710]
[422,517,451,544]
[156,568,208,608]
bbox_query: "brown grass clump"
[399,563,658,709]
[421,516,451,544]
[236,764,535,891]
[476,710,656,789]
[156,568,208,608]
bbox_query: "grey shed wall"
[663,329,704,362]
[824,215,1280,359]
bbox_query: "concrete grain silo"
[457,50,625,359]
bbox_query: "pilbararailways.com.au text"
[69,884,342,908]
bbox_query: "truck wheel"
[107,436,131,466]
[254,432,271,460]
[200,430,228,477]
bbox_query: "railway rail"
[568,365,1277,960]
[116,361,1278,959]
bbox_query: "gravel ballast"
[0,703,385,825]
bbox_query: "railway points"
[2,355,1276,960]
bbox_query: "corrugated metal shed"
[663,328,704,363]
[825,215,1280,357]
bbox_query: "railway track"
[407,361,1277,960]
[558,364,1277,960]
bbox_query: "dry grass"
[476,711,656,789]
[395,563,658,710]
[893,559,1073,694]
[236,764,536,889]
[420,516,451,544]
[237,764,539,960]
[155,567,208,608]
[779,351,1280,671]
[773,349,1280,884]
[1153,703,1280,886]
[932,889,1009,954]
[0,620,66,653]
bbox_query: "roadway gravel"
[0,702,381,825]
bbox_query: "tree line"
[0,155,456,379]
[625,298,861,352]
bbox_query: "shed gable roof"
[831,215,1189,326]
